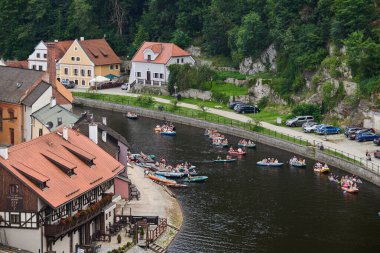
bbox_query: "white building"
[28,41,48,71]
[128,42,195,87]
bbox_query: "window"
[37,53,40,58]
[181,58,184,63]
[177,59,179,63]
[81,80,85,86]
[136,72,141,77]
[74,69,78,76]
[39,128,43,137]
[9,184,19,196]
[110,65,114,70]
[10,214,20,224]
[160,74,164,79]
[76,57,80,61]
[38,66,43,71]
[43,53,47,59]
[10,128,14,145]
[81,69,85,76]
[87,70,91,76]
[32,65,36,70]
[0,108,2,132]
[115,64,119,70]
[8,109,15,122]
[74,47,78,51]
[75,80,78,85]
[147,55,151,61]
[71,56,75,61]
[64,68,68,75]
[154,73,158,78]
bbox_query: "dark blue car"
[356,132,380,142]
[316,126,340,135]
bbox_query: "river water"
[75,107,380,252]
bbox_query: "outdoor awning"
[89,76,110,83]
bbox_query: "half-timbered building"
[0,127,124,252]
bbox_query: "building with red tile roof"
[0,127,125,252]
[128,41,195,87]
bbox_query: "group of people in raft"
[290,156,306,165]
[155,121,176,132]
[238,139,254,146]
[328,173,361,192]
[155,158,193,174]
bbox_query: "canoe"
[290,162,306,168]
[148,174,176,185]
[184,176,208,183]
[156,171,185,178]
[160,131,176,136]
[213,159,237,163]
[228,150,246,155]
[256,162,284,167]
[238,143,256,148]
[178,168,197,176]
[341,186,359,193]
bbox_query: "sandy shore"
[117,163,183,250]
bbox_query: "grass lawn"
[211,82,248,96]
[216,71,247,80]
[246,105,292,125]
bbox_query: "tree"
[67,0,98,37]
[171,29,191,49]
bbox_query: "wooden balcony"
[45,195,112,239]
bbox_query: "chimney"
[80,37,85,41]
[102,117,107,125]
[89,123,98,144]
[62,127,68,141]
[102,131,107,142]
[0,146,8,160]
[50,97,56,108]
[46,42,57,86]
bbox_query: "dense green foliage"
[1,0,379,94]
[292,103,322,122]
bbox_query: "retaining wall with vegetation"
[74,97,380,187]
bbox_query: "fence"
[74,94,380,178]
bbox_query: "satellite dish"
[45,122,53,129]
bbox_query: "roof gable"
[59,40,93,66]
[79,38,121,66]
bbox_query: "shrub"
[292,103,322,122]
[136,95,154,107]
[211,90,229,104]
[257,96,269,109]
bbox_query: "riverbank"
[119,163,183,251]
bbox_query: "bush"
[257,96,269,109]
[136,95,154,107]
[211,90,229,104]
[292,103,322,122]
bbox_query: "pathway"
[71,88,380,168]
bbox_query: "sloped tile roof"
[0,128,124,208]
[31,104,79,131]
[79,39,121,66]
[131,41,191,64]
[47,40,74,60]
[22,81,51,107]
[5,60,28,69]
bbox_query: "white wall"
[167,56,195,67]
[31,86,52,113]
[128,62,167,84]
[5,227,42,253]
[28,41,48,71]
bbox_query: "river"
[74,106,380,252]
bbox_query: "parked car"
[344,126,362,138]
[286,116,314,127]
[316,125,340,135]
[373,138,380,145]
[355,131,380,142]
[61,80,75,89]
[349,128,374,140]
[302,121,317,128]
[235,105,260,114]
[304,124,323,133]
[374,150,380,159]
[121,83,128,90]
[229,101,245,109]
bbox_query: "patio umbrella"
[89,76,110,83]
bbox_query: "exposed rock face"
[248,78,287,105]
[186,45,201,57]
[179,89,212,100]
[239,44,277,75]
[225,78,247,87]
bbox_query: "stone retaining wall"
[74,97,380,187]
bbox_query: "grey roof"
[32,104,80,131]
[23,82,51,106]
[0,66,45,104]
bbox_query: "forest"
[0,0,379,95]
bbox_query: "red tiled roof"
[54,80,74,104]
[47,40,74,60]
[79,39,121,66]
[0,128,124,208]
[5,60,28,69]
[131,41,192,64]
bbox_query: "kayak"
[213,159,237,163]
[238,143,256,148]
[148,174,176,185]
[228,150,246,155]
[290,161,306,168]
[341,186,359,193]
[256,162,284,167]
[184,176,208,183]
[155,171,185,178]
[160,131,176,136]
[178,168,197,176]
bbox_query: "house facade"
[58,38,121,88]
[28,41,48,71]
[0,128,124,252]
[0,67,53,145]
[128,42,195,87]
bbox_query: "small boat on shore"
[156,171,185,178]
[178,167,197,176]
[256,161,284,167]
[167,184,188,188]
[214,158,237,163]
[184,176,208,183]
[160,131,176,136]
[126,112,138,119]
[148,174,176,185]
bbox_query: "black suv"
[235,105,260,114]
[228,101,245,109]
